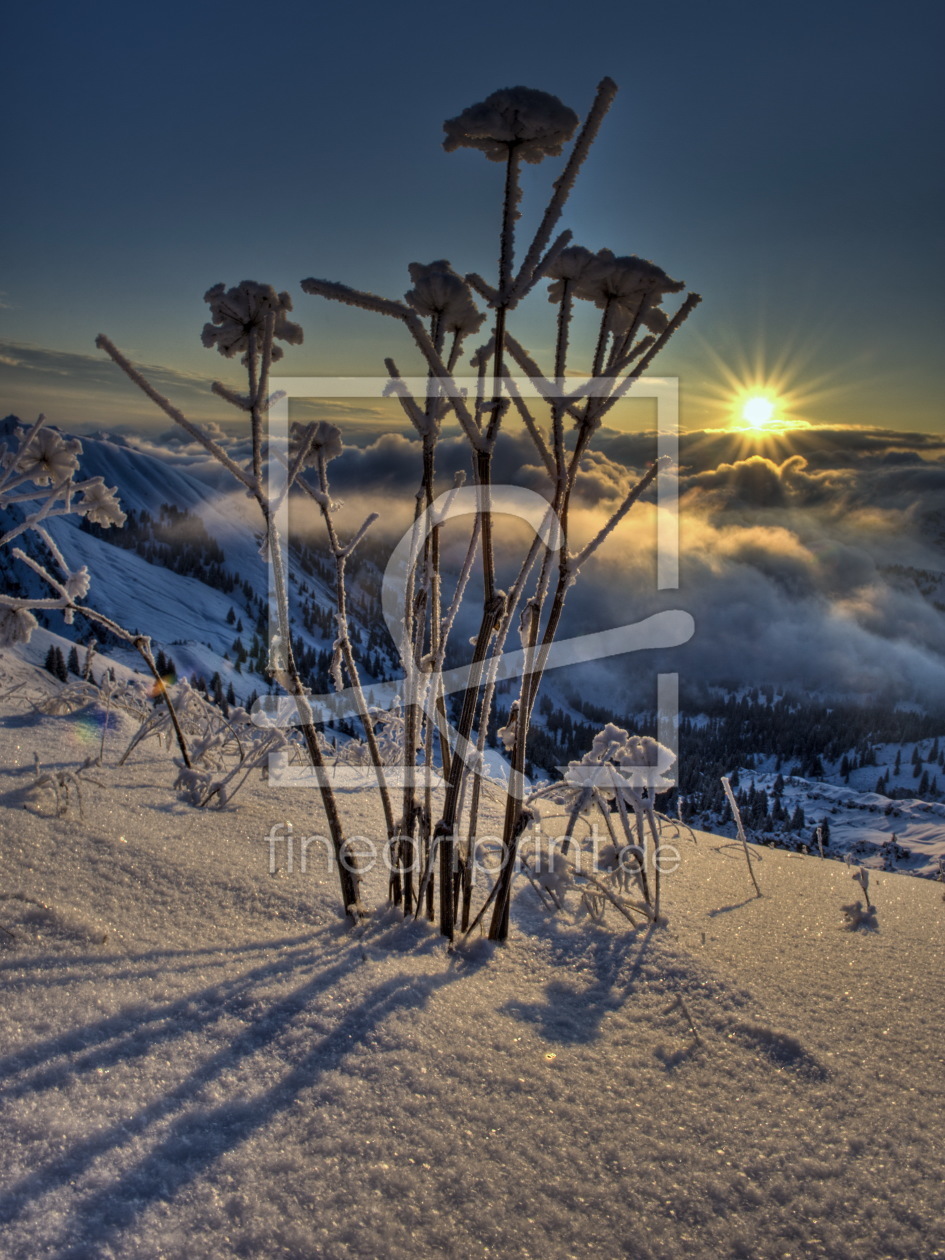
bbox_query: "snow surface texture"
[1,652,944,1260]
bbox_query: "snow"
[728,768,945,877]
[1,649,945,1259]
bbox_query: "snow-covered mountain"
[1,420,392,709]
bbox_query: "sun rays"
[686,320,860,458]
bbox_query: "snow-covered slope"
[70,431,266,579]
[721,769,945,878]
[1,653,943,1260]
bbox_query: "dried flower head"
[290,420,344,465]
[15,427,81,486]
[64,566,92,600]
[405,261,485,336]
[0,605,38,647]
[575,250,685,311]
[201,281,304,363]
[544,245,610,303]
[79,480,126,528]
[443,86,578,165]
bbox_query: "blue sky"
[2,0,943,433]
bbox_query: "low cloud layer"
[25,407,945,711]
[309,422,945,708]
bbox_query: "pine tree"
[67,645,80,675]
[226,607,236,625]
[44,645,58,677]
[226,681,236,706]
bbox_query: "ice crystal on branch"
[201,281,303,363]
[443,86,579,164]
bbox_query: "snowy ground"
[1,652,945,1260]
[717,767,945,878]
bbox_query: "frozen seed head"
[79,480,126,528]
[201,281,303,363]
[574,250,685,311]
[0,605,38,647]
[443,86,578,164]
[290,420,344,464]
[404,261,485,336]
[616,734,675,773]
[544,245,610,303]
[15,427,81,486]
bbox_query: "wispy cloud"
[0,340,405,438]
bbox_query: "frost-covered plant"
[97,282,363,915]
[302,79,700,941]
[173,702,289,809]
[26,750,102,818]
[527,723,676,922]
[721,775,762,897]
[841,854,878,929]
[0,417,122,645]
[0,417,194,767]
[288,418,395,841]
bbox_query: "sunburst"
[681,321,859,459]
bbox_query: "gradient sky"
[3,0,943,435]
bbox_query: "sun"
[741,395,777,430]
